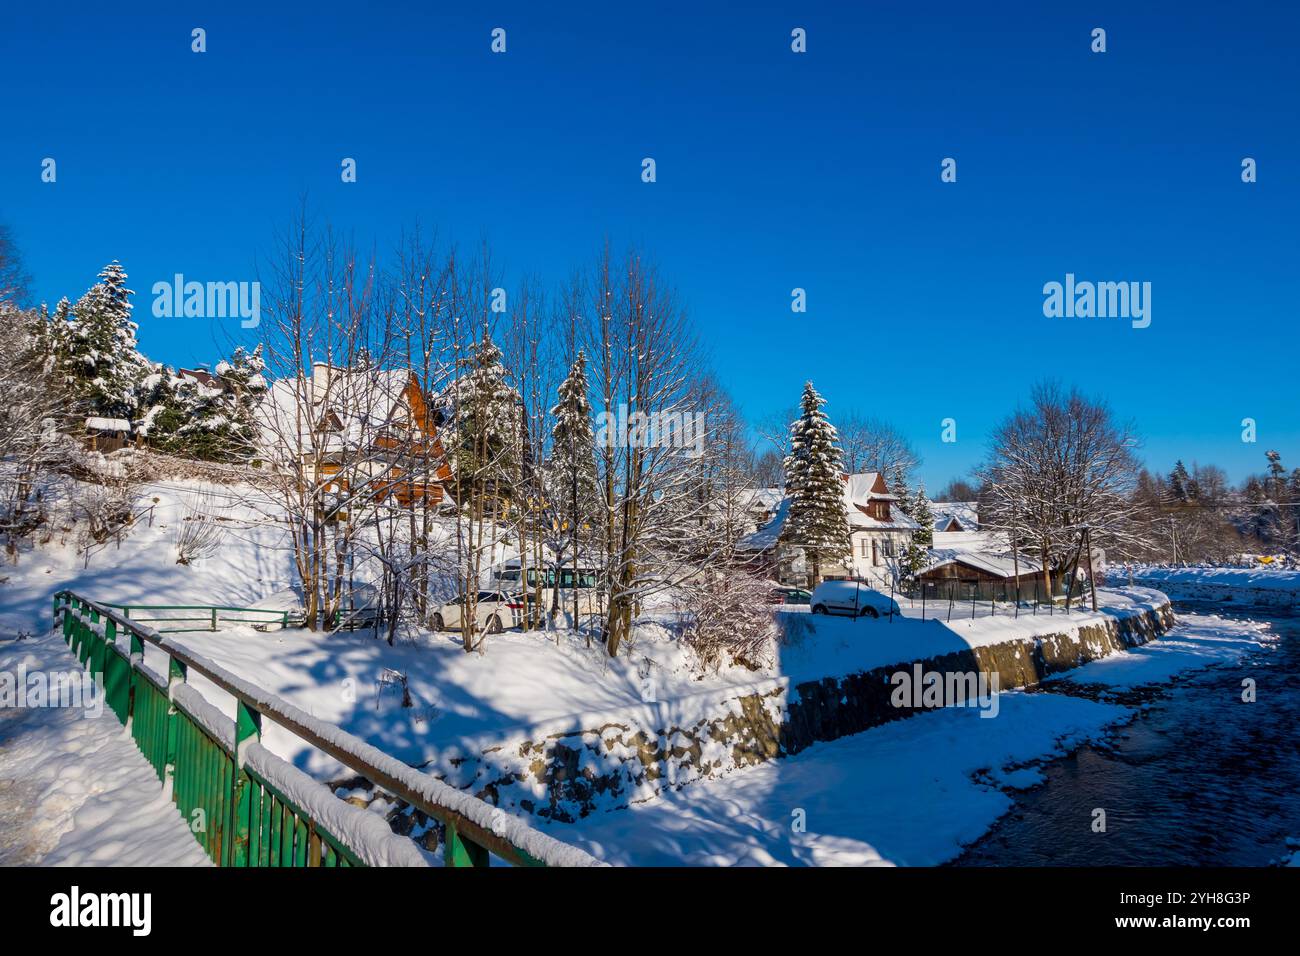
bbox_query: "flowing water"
[954,602,1300,866]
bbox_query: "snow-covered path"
[0,630,209,867]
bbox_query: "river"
[954,601,1300,866]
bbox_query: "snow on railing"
[52,590,605,868]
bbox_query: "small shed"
[84,417,133,452]
[915,549,1057,602]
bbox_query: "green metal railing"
[101,603,293,633]
[53,590,602,868]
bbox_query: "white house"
[739,472,918,589]
[256,362,452,508]
[840,472,919,587]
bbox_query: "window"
[872,541,879,566]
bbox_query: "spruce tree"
[171,346,271,461]
[889,463,912,517]
[57,262,149,421]
[900,485,934,583]
[779,381,851,585]
[547,350,600,558]
[910,485,934,549]
[137,365,189,449]
[447,334,522,506]
[211,344,269,459]
[1168,460,1191,503]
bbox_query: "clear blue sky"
[2,1,1297,491]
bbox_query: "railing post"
[211,607,218,632]
[444,822,490,867]
[60,595,74,644]
[125,626,145,730]
[83,606,102,670]
[163,657,188,804]
[102,616,131,722]
[91,608,109,680]
[68,597,82,655]
[230,700,261,867]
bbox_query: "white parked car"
[431,590,524,633]
[809,580,901,619]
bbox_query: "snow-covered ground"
[1051,610,1273,690]
[1125,565,1300,607]
[0,628,209,866]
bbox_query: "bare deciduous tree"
[978,382,1147,599]
[0,306,69,558]
[175,488,229,564]
[838,412,919,480]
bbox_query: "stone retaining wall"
[421,599,1174,824]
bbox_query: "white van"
[809,580,901,619]
[489,562,604,618]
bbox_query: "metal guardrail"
[101,603,292,633]
[53,590,603,868]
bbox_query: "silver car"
[431,590,524,633]
[809,580,901,619]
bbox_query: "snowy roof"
[920,548,1041,579]
[932,530,1004,551]
[932,501,978,532]
[738,495,792,551]
[738,473,918,550]
[847,505,918,531]
[257,367,424,461]
[844,473,917,531]
[737,487,784,513]
[85,417,131,432]
[843,472,893,503]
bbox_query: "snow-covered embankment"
[1126,566,1300,609]
[425,589,1175,824]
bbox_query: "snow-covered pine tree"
[889,462,911,516]
[546,350,600,588]
[1168,460,1191,503]
[779,381,851,585]
[900,485,934,583]
[910,485,934,549]
[1266,450,1286,498]
[57,262,150,423]
[212,344,269,460]
[447,333,522,509]
[170,346,270,462]
[136,365,189,449]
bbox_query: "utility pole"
[1011,516,1020,610]
[1083,525,1098,611]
